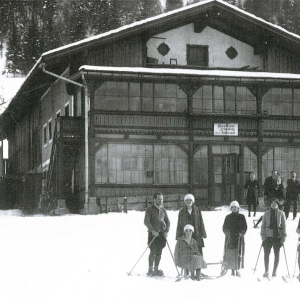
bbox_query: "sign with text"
[214,123,238,136]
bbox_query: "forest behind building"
[0,0,300,76]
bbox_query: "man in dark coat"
[285,171,300,220]
[144,192,170,277]
[176,194,207,255]
[264,170,283,206]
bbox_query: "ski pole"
[282,244,290,277]
[166,239,180,276]
[293,240,299,278]
[253,242,263,274]
[127,236,156,276]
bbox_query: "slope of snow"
[0,206,299,300]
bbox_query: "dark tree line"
[1,0,300,76]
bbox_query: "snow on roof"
[42,0,300,58]
[80,65,300,80]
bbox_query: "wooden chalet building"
[2,0,300,214]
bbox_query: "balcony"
[55,117,84,140]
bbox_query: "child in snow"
[261,198,287,278]
[296,218,300,280]
[222,201,247,277]
[174,224,207,281]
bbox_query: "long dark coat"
[244,179,259,205]
[176,205,207,249]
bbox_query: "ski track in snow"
[0,207,299,300]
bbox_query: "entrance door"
[212,154,240,205]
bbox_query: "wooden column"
[57,141,64,199]
[88,81,98,198]
[257,87,264,197]
[207,143,213,206]
[240,145,245,204]
[188,92,194,194]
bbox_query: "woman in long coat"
[174,224,207,281]
[244,172,259,217]
[222,201,247,277]
[176,194,207,255]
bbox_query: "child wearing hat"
[261,198,287,278]
[222,201,247,277]
[174,224,207,281]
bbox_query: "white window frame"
[43,124,47,146]
[48,118,53,142]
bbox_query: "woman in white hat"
[176,194,207,256]
[174,224,207,281]
[222,201,247,277]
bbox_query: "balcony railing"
[55,117,84,139]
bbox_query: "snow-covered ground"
[0,206,299,300]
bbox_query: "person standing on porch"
[244,172,259,217]
[144,192,170,277]
[176,194,207,256]
[285,171,300,220]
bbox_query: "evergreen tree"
[89,0,112,35]
[138,0,162,20]
[5,7,25,76]
[278,0,293,31]
[292,0,300,35]
[165,0,183,12]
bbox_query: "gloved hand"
[239,233,245,238]
[280,237,286,244]
[224,231,230,237]
[163,232,168,238]
[152,230,159,237]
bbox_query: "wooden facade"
[2,0,300,213]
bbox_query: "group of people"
[245,170,300,220]
[144,188,300,281]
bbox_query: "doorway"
[212,154,240,205]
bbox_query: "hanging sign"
[214,123,238,136]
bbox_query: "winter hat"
[184,224,194,233]
[230,201,240,209]
[184,194,195,204]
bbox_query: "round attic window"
[226,46,238,60]
[157,43,170,56]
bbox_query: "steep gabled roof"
[41,0,300,62]
[2,0,300,134]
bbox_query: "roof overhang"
[79,65,300,85]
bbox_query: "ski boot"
[147,267,154,277]
[154,268,164,277]
[263,271,269,278]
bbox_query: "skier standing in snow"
[176,194,207,256]
[261,198,287,278]
[244,172,259,217]
[174,224,207,281]
[144,192,170,277]
[222,201,247,277]
[285,171,300,220]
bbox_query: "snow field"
[0,207,299,300]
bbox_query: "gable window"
[187,45,208,67]
[65,103,70,116]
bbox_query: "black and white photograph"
[0,0,300,299]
